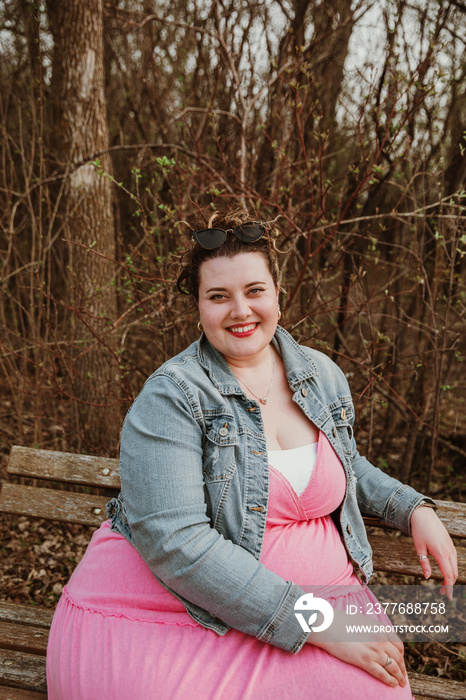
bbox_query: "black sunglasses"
[192,222,265,250]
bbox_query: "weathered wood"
[0,686,47,699]
[0,603,53,629]
[0,649,46,693]
[0,621,48,655]
[409,671,466,699]
[423,500,466,540]
[0,483,108,527]
[369,532,466,584]
[8,445,120,488]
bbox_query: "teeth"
[229,323,257,333]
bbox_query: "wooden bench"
[1,446,465,699]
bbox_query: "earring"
[197,321,203,332]
[277,307,282,321]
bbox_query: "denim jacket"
[107,326,431,654]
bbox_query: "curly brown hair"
[176,209,282,301]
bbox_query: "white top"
[268,442,318,496]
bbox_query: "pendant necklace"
[234,354,275,405]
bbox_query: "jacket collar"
[197,325,318,395]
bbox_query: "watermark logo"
[287,585,465,642]
[294,593,334,633]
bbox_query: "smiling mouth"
[227,322,258,334]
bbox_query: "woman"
[47,210,457,699]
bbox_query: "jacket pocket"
[202,414,238,482]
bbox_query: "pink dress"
[46,432,413,699]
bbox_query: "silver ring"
[418,554,428,561]
[384,654,393,667]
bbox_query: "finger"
[386,633,404,655]
[451,550,458,582]
[368,655,405,688]
[380,649,408,687]
[367,659,398,688]
[440,581,454,600]
[417,550,431,579]
[388,643,408,679]
[444,546,458,589]
[436,555,456,598]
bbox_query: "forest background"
[0,0,465,683]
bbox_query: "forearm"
[130,504,307,647]
[351,449,433,535]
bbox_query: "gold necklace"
[233,354,276,405]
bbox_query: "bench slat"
[0,483,108,527]
[0,621,48,655]
[8,445,119,488]
[409,671,466,699]
[0,686,47,700]
[0,604,53,630]
[369,532,466,584]
[433,500,466,540]
[0,649,46,693]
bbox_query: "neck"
[225,345,274,373]
[226,346,277,406]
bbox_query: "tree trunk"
[46,0,119,453]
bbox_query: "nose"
[230,294,251,319]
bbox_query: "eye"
[249,287,264,295]
[209,293,226,300]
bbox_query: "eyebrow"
[205,280,267,294]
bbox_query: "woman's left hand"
[410,506,458,597]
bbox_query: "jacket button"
[333,427,338,437]
[346,524,352,535]
[341,408,346,420]
[219,427,229,437]
[301,387,307,397]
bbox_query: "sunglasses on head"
[192,222,265,250]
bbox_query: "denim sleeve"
[119,373,309,653]
[350,439,433,535]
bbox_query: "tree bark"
[46,0,119,452]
